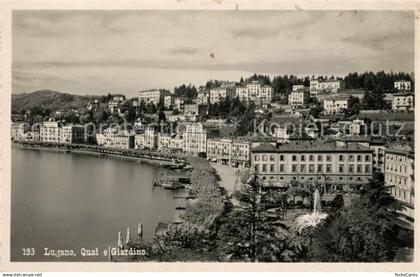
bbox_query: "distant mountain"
[12,90,98,113]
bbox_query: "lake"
[11,146,179,261]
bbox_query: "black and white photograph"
[2,1,418,270]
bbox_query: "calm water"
[11,146,178,261]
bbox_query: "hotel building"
[183,123,207,156]
[138,89,170,106]
[209,87,235,104]
[323,97,349,114]
[40,121,61,143]
[394,80,411,91]
[60,125,86,144]
[288,89,310,109]
[310,79,343,95]
[384,145,415,221]
[251,141,373,189]
[392,93,414,111]
[235,81,272,103]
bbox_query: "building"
[134,134,145,149]
[370,139,386,172]
[310,79,343,94]
[288,89,310,109]
[292,85,305,91]
[183,123,207,156]
[392,93,414,111]
[144,126,158,149]
[158,134,171,151]
[184,104,199,115]
[60,125,85,144]
[235,81,272,103]
[384,145,414,220]
[163,95,174,109]
[209,87,235,104]
[11,122,30,141]
[394,80,411,91]
[196,90,210,105]
[97,128,134,149]
[108,94,126,113]
[173,98,185,112]
[40,121,61,143]
[251,141,373,189]
[323,97,349,114]
[138,89,170,106]
[206,138,252,166]
[272,127,290,143]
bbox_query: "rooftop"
[252,141,372,153]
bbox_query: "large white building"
[206,138,251,166]
[144,126,158,149]
[288,89,310,109]
[310,79,343,94]
[384,145,414,221]
[235,81,272,103]
[394,80,411,91]
[251,141,373,189]
[392,93,414,111]
[183,123,207,156]
[40,121,61,143]
[11,123,30,141]
[60,125,85,144]
[138,89,170,106]
[209,87,235,104]
[323,97,349,114]
[97,128,134,149]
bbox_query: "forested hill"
[12,90,96,113]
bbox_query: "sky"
[12,10,414,97]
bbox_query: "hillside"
[12,90,98,113]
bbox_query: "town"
[11,72,415,262]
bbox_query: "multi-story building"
[196,90,210,105]
[209,87,235,104]
[384,145,414,220]
[392,93,414,111]
[138,89,170,106]
[40,121,61,143]
[163,95,174,109]
[144,126,158,149]
[108,94,126,113]
[292,85,305,91]
[183,123,207,156]
[168,135,184,152]
[394,80,411,91]
[184,104,199,115]
[60,125,85,144]
[206,138,252,166]
[158,134,172,151]
[251,141,373,189]
[235,81,272,103]
[11,122,30,141]
[134,134,145,149]
[310,79,343,94]
[323,97,349,114]
[173,98,185,112]
[97,128,134,149]
[288,89,310,109]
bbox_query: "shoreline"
[13,142,188,168]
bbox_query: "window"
[279,164,284,172]
[301,155,306,161]
[292,164,297,172]
[339,155,344,162]
[262,155,267,162]
[279,155,284,161]
[309,155,314,161]
[270,155,275,161]
[301,164,306,173]
[292,155,297,161]
[270,164,275,172]
[317,164,323,172]
[349,165,354,173]
[262,164,267,172]
[357,155,362,162]
[318,155,323,162]
[365,165,371,173]
[357,165,362,173]
[309,164,315,173]
[339,164,344,173]
[326,164,332,173]
[349,155,354,162]
[255,155,260,161]
[365,155,370,162]
[255,164,260,173]
[326,155,332,162]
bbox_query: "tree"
[217,177,288,262]
[308,173,411,262]
[362,87,388,110]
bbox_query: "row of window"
[261,175,367,182]
[255,163,371,174]
[254,154,371,162]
